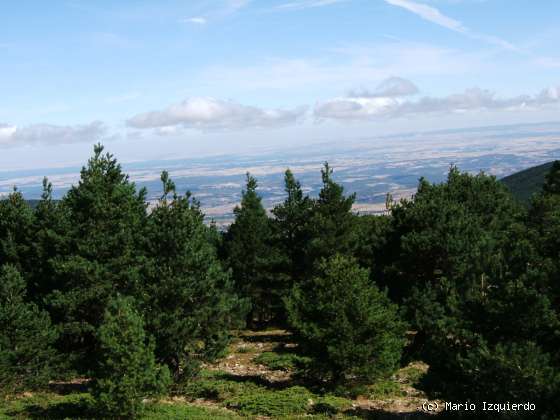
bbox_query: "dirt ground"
[193,329,444,418]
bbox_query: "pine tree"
[399,167,560,418]
[304,163,357,275]
[0,265,58,394]
[285,255,407,385]
[46,144,148,369]
[271,169,313,290]
[386,167,528,302]
[92,296,171,419]
[141,171,245,380]
[0,189,34,271]
[543,160,560,195]
[223,173,278,327]
[27,178,70,306]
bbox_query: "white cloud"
[348,77,419,98]
[315,85,560,121]
[183,17,207,24]
[275,0,348,11]
[0,121,107,148]
[384,0,518,51]
[385,0,465,32]
[127,97,307,131]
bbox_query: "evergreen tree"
[352,214,392,289]
[27,178,70,306]
[386,167,528,302]
[271,169,313,300]
[223,173,278,327]
[46,144,148,369]
[141,171,245,380]
[0,265,58,394]
[0,189,34,271]
[92,296,171,418]
[304,163,357,275]
[400,167,560,418]
[285,255,407,385]
[543,160,560,195]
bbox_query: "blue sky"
[1,0,560,169]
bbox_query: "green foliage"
[397,167,560,419]
[223,173,279,326]
[311,395,352,415]
[142,171,244,380]
[0,189,34,270]
[271,169,313,292]
[0,392,241,420]
[253,351,310,371]
[27,178,71,307]
[46,144,149,369]
[0,265,58,394]
[367,379,403,400]
[286,255,407,384]
[92,297,171,418]
[226,386,313,417]
[304,163,357,273]
[0,392,96,419]
[387,167,529,302]
[501,160,556,203]
[144,403,241,420]
[542,160,560,194]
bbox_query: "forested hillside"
[1,145,559,419]
[501,160,555,203]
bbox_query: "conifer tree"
[399,167,560,418]
[92,296,170,418]
[271,169,313,289]
[223,173,278,327]
[285,255,407,385]
[0,265,58,394]
[141,171,245,380]
[304,163,357,275]
[27,178,70,306]
[386,167,528,302]
[543,160,560,195]
[529,160,560,312]
[0,189,34,271]
[46,144,148,369]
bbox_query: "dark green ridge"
[501,161,556,204]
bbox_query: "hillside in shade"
[501,161,556,203]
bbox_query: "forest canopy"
[0,145,559,419]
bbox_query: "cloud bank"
[127,97,307,131]
[315,80,560,121]
[0,121,106,148]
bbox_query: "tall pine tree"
[46,144,148,369]
[271,169,313,291]
[304,163,357,275]
[141,171,245,380]
[223,173,278,327]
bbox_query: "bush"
[226,386,313,417]
[0,265,58,394]
[92,297,171,418]
[253,351,310,371]
[286,255,407,385]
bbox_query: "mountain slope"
[501,161,555,203]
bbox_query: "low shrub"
[253,351,310,371]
